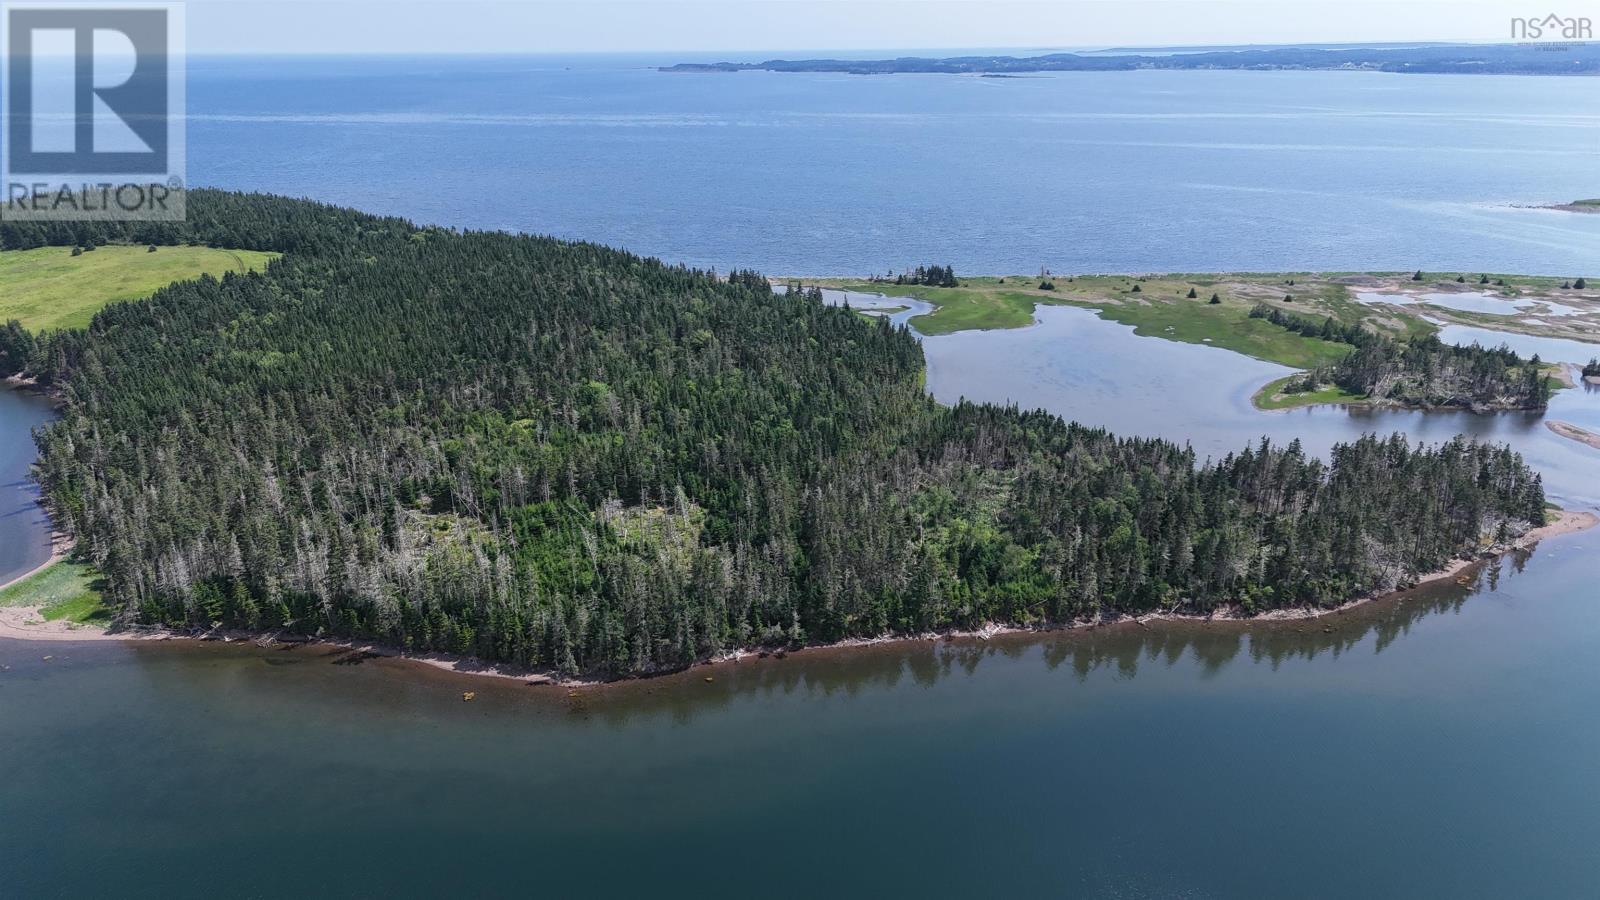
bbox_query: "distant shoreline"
[1534,201,1600,215]
[663,44,1600,77]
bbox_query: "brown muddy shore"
[4,510,1594,687]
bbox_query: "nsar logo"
[1510,12,1593,41]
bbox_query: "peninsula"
[0,192,1562,678]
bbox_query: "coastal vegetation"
[0,561,110,625]
[893,264,958,287]
[1250,305,1551,411]
[1252,374,1364,411]
[6,191,1550,676]
[0,244,276,332]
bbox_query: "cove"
[0,387,56,586]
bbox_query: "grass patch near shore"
[851,304,908,323]
[0,560,112,625]
[824,280,1041,333]
[1252,375,1366,410]
[0,245,278,331]
[1079,291,1352,369]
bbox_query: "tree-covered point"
[1584,358,1600,379]
[1249,305,1549,411]
[891,264,957,288]
[10,192,1549,676]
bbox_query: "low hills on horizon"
[663,41,1600,76]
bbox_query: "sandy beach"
[0,534,99,642]
[0,605,132,642]
[1546,420,1600,452]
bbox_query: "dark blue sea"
[188,53,1600,275]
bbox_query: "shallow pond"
[1356,289,1589,319]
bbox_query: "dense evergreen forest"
[2,192,1549,675]
[1249,305,1550,411]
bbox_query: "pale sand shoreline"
[1546,420,1600,452]
[0,533,85,641]
[4,511,1595,683]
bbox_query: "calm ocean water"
[188,54,1600,276]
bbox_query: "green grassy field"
[823,280,1041,333]
[0,560,112,625]
[1078,289,1353,369]
[0,245,278,331]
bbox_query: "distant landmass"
[663,43,1600,76]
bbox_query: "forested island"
[1248,305,1551,411]
[0,192,1553,676]
[664,43,1600,77]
